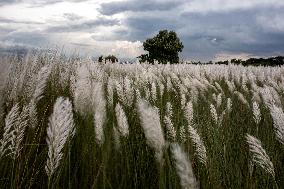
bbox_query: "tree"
[138,30,184,64]
[98,55,103,63]
[105,55,118,63]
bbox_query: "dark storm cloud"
[179,7,284,59]
[99,0,185,15]
[46,17,120,32]
[116,5,284,60]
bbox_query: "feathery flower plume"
[123,77,134,107]
[181,94,186,110]
[115,103,129,137]
[0,104,20,158]
[166,77,173,92]
[166,102,173,119]
[115,81,124,103]
[28,99,38,128]
[225,80,235,93]
[188,125,207,166]
[93,82,106,146]
[210,104,218,124]
[190,87,199,104]
[74,64,93,115]
[107,78,114,108]
[226,98,232,113]
[159,82,165,97]
[135,89,141,102]
[212,93,217,103]
[12,105,29,159]
[234,91,249,107]
[215,82,223,93]
[33,65,52,102]
[45,97,76,178]
[137,99,165,163]
[171,143,198,189]
[246,134,275,178]
[252,101,261,125]
[151,82,157,101]
[184,101,194,125]
[269,105,284,145]
[179,126,187,143]
[164,115,176,142]
[216,93,222,109]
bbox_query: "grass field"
[0,52,283,189]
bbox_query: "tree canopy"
[138,30,184,64]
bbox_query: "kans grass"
[0,52,283,189]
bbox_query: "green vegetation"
[0,52,284,189]
[138,30,184,64]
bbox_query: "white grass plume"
[188,125,207,166]
[252,101,261,125]
[107,78,114,108]
[226,98,232,114]
[28,99,38,128]
[210,104,218,125]
[45,97,75,178]
[123,77,134,107]
[33,65,51,102]
[12,105,29,159]
[151,82,157,101]
[269,105,284,145]
[0,103,20,158]
[181,94,186,110]
[115,102,129,137]
[166,102,173,119]
[216,93,222,109]
[93,82,107,146]
[137,99,165,163]
[164,115,176,142]
[179,125,187,143]
[184,101,194,125]
[246,134,275,178]
[171,143,198,189]
[234,91,249,107]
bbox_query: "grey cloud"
[0,0,20,6]
[46,17,120,32]
[2,31,48,47]
[32,0,90,6]
[99,0,185,15]
[70,42,92,47]
[63,13,83,21]
[0,17,43,24]
[0,0,90,7]
[117,5,284,61]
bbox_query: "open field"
[0,52,284,189]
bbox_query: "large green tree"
[138,30,184,64]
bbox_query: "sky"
[0,0,284,61]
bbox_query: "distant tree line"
[231,56,284,66]
[191,56,284,66]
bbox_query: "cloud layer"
[0,0,284,61]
